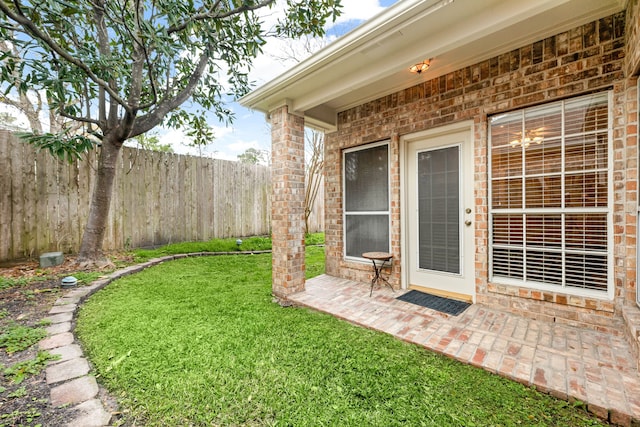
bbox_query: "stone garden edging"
[40,250,271,426]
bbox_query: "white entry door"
[405,127,475,302]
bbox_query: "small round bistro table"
[362,252,394,297]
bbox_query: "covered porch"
[239,0,635,304]
[290,274,640,425]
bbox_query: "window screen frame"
[343,140,391,261]
[488,91,613,299]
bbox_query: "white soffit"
[239,0,625,131]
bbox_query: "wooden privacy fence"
[0,130,324,262]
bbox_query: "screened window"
[489,92,610,294]
[343,142,390,258]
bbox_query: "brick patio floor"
[289,274,640,426]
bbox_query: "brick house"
[240,0,640,350]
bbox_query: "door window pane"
[418,146,460,273]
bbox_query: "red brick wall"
[624,0,640,306]
[270,105,306,298]
[626,0,640,75]
[325,11,637,333]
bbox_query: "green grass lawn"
[130,233,325,262]
[76,246,602,426]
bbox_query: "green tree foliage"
[129,133,173,153]
[1,35,86,135]
[237,147,268,164]
[0,0,341,265]
[0,111,20,130]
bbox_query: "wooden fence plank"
[190,155,199,241]
[126,148,140,249]
[151,150,160,246]
[211,158,218,239]
[204,157,212,240]
[67,159,80,252]
[78,150,96,250]
[196,156,205,242]
[167,152,179,245]
[0,132,14,260]
[185,154,195,241]
[44,154,59,253]
[177,155,187,242]
[0,131,326,261]
[10,135,26,259]
[151,151,161,246]
[105,148,118,251]
[55,156,70,253]
[142,149,153,247]
[224,160,234,237]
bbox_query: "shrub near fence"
[0,130,324,262]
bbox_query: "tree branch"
[0,0,132,112]
[130,49,210,137]
[0,38,43,132]
[116,0,147,141]
[60,110,100,126]
[119,0,158,109]
[167,0,275,34]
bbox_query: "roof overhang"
[239,0,626,132]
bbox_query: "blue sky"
[159,0,400,161]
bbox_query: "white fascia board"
[238,0,450,111]
[240,0,625,123]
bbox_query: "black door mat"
[396,290,471,316]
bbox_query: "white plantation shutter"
[489,92,610,294]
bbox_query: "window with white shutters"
[489,92,611,295]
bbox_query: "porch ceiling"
[239,0,625,131]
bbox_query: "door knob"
[465,220,472,226]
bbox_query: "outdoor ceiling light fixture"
[409,59,431,74]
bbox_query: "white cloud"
[335,0,386,26]
[213,125,234,140]
[228,139,261,153]
[155,124,238,157]
[212,139,262,162]
[157,128,193,155]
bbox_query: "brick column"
[270,104,306,298]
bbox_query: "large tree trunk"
[77,135,122,267]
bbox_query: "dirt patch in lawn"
[0,255,129,426]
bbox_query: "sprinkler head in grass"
[61,276,78,288]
